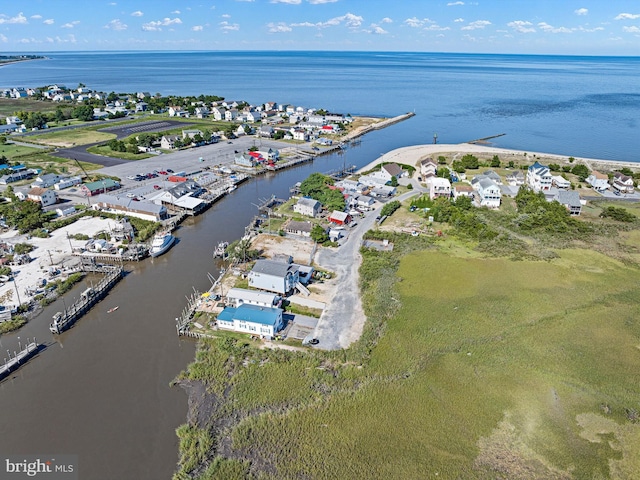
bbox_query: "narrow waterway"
[0,130,393,479]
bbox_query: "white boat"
[149,232,175,258]
[213,241,228,258]
[227,185,237,193]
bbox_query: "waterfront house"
[27,187,57,207]
[249,259,300,295]
[358,175,388,188]
[552,175,571,189]
[527,162,552,192]
[292,129,308,141]
[226,288,281,309]
[95,194,168,222]
[258,148,279,161]
[476,178,502,208]
[453,183,475,199]
[379,163,405,181]
[328,211,351,225]
[612,172,634,194]
[428,177,451,200]
[420,158,438,179]
[234,153,256,168]
[80,179,120,196]
[294,197,322,218]
[216,304,284,339]
[585,170,609,192]
[285,220,314,237]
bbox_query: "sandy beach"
[360,143,640,174]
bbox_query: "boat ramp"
[50,264,123,334]
[0,340,41,380]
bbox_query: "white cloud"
[615,13,640,20]
[308,0,338,3]
[0,12,28,25]
[219,21,240,31]
[267,22,292,33]
[222,14,231,18]
[454,18,464,23]
[108,2,117,5]
[381,17,393,24]
[31,15,42,20]
[507,20,535,33]
[291,12,363,29]
[192,25,204,31]
[172,10,181,14]
[131,11,143,17]
[367,24,388,35]
[44,19,55,25]
[425,23,450,31]
[447,1,464,5]
[538,22,573,34]
[105,19,127,30]
[61,21,80,29]
[404,17,435,28]
[142,17,182,31]
[574,8,588,16]
[577,26,604,33]
[623,25,640,33]
[461,20,491,30]
[0,34,7,43]
[271,0,302,3]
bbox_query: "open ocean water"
[2,50,639,161]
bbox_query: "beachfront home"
[476,178,502,208]
[527,162,553,192]
[585,170,609,192]
[427,177,451,200]
[226,288,281,309]
[234,154,256,168]
[216,304,284,339]
[552,175,571,189]
[612,172,634,194]
[506,170,525,187]
[420,158,438,179]
[248,259,300,295]
[453,183,475,199]
[27,187,57,207]
[294,198,322,218]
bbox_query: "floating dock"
[0,341,41,380]
[49,265,123,334]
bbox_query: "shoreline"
[361,143,640,173]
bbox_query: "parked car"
[153,185,161,190]
[166,169,174,173]
[158,170,168,175]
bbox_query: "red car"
[158,170,168,175]
[153,185,161,190]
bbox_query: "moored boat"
[213,241,228,258]
[149,232,175,258]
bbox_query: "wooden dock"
[49,265,123,334]
[466,133,506,145]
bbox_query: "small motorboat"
[107,306,119,314]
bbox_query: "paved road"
[311,187,423,350]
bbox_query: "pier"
[49,265,124,334]
[0,340,41,380]
[466,133,506,145]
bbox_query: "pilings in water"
[175,292,201,336]
[49,265,123,334]
[0,340,41,380]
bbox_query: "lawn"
[175,235,640,479]
[86,144,154,161]
[26,129,116,147]
[0,142,47,159]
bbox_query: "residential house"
[258,148,279,161]
[226,288,281,309]
[358,175,388,188]
[585,170,609,192]
[135,102,148,112]
[225,109,239,122]
[476,178,502,208]
[160,135,181,150]
[168,106,186,117]
[264,102,278,111]
[527,162,553,192]
[553,191,582,216]
[182,129,203,141]
[6,116,22,125]
[612,172,634,194]
[420,158,438,179]
[248,259,300,295]
[244,111,261,123]
[351,195,375,210]
[216,304,284,339]
[54,176,82,190]
[259,125,274,138]
[194,106,209,118]
[453,183,475,199]
[552,175,571,189]
[428,177,451,200]
[31,173,64,189]
[27,187,57,207]
[371,163,405,183]
[285,220,314,237]
[294,197,322,218]
[370,185,397,197]
[292,129,308,141]
[328,211,351,225]
[234,154,256,168]
[95,194,168,222]
[212,107,226,121]
[506,170,525,186]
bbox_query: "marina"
[0,340,41,381]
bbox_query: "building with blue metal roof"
[216,304,284,339]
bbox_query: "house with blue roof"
[216,304,284,339]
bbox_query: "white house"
[506,171,525,186]
[168,106,186,117]
[612,172,634,194]
[527,162,553,192]
[476,178,502,208]
[585,170,609,192]
[226,288,280,309]
[212,107,226,121]
[225,109,239,122]
[244,111,261,123]
[160,135,180,150]
[294,197,322,218]
[216,304,284,339]
[55,176,82,190]
[27,187,57,207]
[285,220,314,237]
[453,183,475,199]
[248,259,300,295]
[420,158,438,179]
[552,175,571,189]
[428,177,451,200]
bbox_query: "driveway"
[311,188,421,350]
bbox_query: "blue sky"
[1,1,639,55]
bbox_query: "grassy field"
[0,98,55,117]
[174,203,640,480]
[86,144,154,160]
[0,143,46,158]
[25,129,116,147]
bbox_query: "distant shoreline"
[363,143,640,173]
[0,56,46,67]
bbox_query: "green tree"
[461,154,479,169]
[490,155,500,168]
[570,164,590,181]
[310,225,329,244]
[437,167,450,179]
[437,156,447,164]
[73,105,94,122]
[548,163,560,172]
[390,176,398,187]
[0,136,6,145]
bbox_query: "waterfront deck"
[0,341,41,380]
